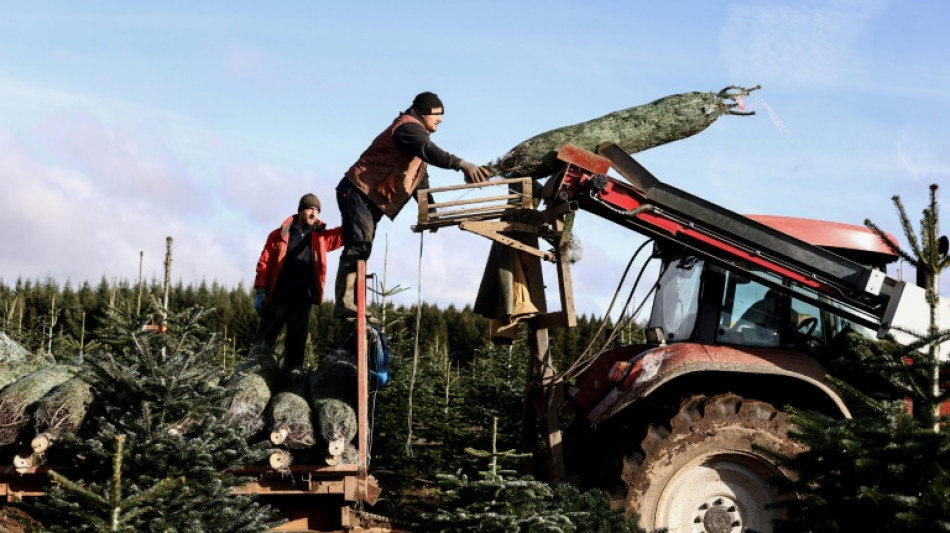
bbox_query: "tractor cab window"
[788,297,825,355]
[716,270,827,353]
[648,256,703,342]
[717,272,781,347]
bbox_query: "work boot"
[333,266,358,319]
[345,315,381,325]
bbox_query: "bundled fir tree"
[773,184,950,532]
[25,303,278,532]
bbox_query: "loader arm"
[547,143,948,355]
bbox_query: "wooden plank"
[268,517,313,532]
[425,192,523,210]
[527,323,566,484]
[344,476,358,502]
[422,177,531,195]
[233,479,344,495]
[413,211,525,232]
[417,191,429,227]
[556,261,576,327]
[533,311,568,330]
[415,177,535,232]
[230,464,358,476]
[459,221,539,234]
[556,213,577,327]
[460,223,555,261]
[425,203,521,220]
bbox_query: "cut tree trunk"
[489,85,760,178]
[31,375,93,453]
[269,449,292,470]
[311,398,357,459]
[268,369,315,449]
[308,349,359,458]
[13,451,45,473]
[324,443,358,466]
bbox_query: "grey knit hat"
[298,193,321,212]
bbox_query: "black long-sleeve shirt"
[391,110,463,171]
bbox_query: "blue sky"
[1,0,947,317]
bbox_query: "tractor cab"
[646,246,860,358]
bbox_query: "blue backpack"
[367,324,391,389]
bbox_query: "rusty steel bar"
[356,260,368,478]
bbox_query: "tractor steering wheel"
[796,316,818,337]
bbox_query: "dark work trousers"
[253,300,312,369]
[336,178,385,271]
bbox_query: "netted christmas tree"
[773,184,950,532]
[420,418,643,533]
[25,303,278,532]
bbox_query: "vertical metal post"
[356,261,368,477]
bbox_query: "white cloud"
[31,109,201,214]
[0,126,251,289]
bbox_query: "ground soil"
[0,507,38,533]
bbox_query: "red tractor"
[548,143,948,532]
[417,142,948,533]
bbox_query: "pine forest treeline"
[0,275,613,373]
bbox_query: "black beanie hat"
[298,193,321,212]
[411,91,444,114]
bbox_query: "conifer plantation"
[0,274,625,532]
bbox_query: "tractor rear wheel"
[622,393,803,533]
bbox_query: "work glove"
[254,289,266,316]
[460,160,491,184]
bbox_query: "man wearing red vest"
[253,193,343,368]
[333,92,491,319]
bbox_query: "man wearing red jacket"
[253,193,343,368]
[334,91,491,319]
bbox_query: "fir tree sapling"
[44,435,185,532]
[421,418,645,533]
[774,184,950,533]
